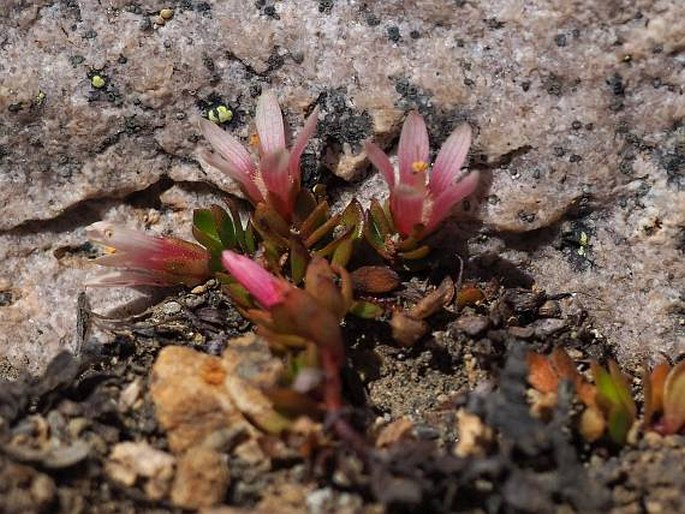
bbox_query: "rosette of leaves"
[527,348,637,445]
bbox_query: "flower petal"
[364,141,395,188]
[426,170,479,234]
[221,250,286,309]
[256,90,286,156]
[390,185,425,237]
[198,149,264,204]
[198,117,257,178]
[398,112,429,187]
[86,269,179,287]
[261,149,294,217]
[430,123,472,194]
[288,105,319,182]
[86,221,164,256]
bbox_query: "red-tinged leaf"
[293,188,318,226]
[289,239,309,285]
[398,244,431,261]
[256,326,311,352]
[350,266,400,294]
[304,257,350,319]
[349,300,384,319]
[253,203,291,246]
[299,200,331,241]
[304,210,340,248]
[643,361,670,426]
[662,360,685,434]
[550,348,596,407]
[527,352,560,394]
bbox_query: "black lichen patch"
[315,88,373,153]
[300,151,329,190]
[0,290,14,307]
[318,0,335,14]
[178,0,213,16]
[606,72,626,111]
[658,124,685,191]
[86,72,123,106]
[59,0,83,23]
[542,73,563,96]
[386,25,401,43]
[358,3,381,26]
[393,76,472,148]
[559,218,595,271]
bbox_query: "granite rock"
[0,0,683,375]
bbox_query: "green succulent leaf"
[607,407,633,446]
[591,361,636,444]
[243,220,257,254]
[290,239,309,285]
[369,198,391,236]
[192,208,224,252]
[331,236,353,268]
[211,205,237,248]
[300,201,337,240]
[349,300,384,319]
[340,199,364,240]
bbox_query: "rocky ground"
[1,0,684,512]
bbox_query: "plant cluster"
[87,91,480,440]
[527,348,685,445]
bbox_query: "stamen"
[249,133,260,147]
[411,160,429,173]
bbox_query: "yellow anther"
[411,161,429,173]
[249,133,260,147]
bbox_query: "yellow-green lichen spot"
[90,74,106,89]
[577,231,589,256]
[33,90,46,107]
[207,104,233,124]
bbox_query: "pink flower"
[220,250,288,309]
[199,91,319,221]
[364,112,479,238]
[86,222,210,287]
